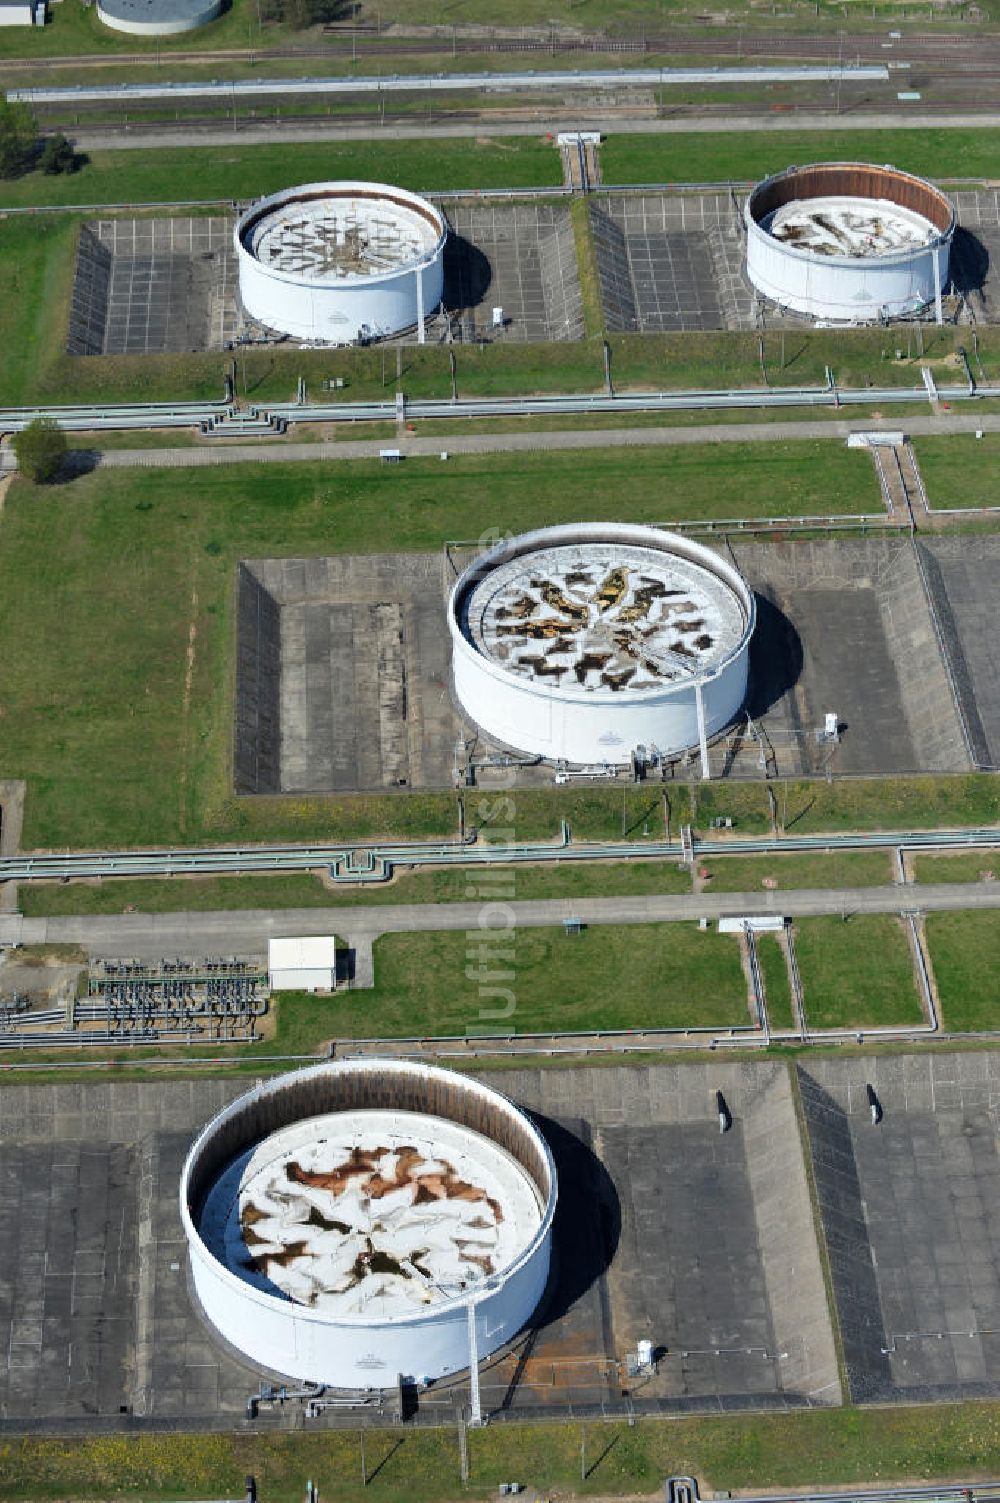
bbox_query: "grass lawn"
[913,434,1000,511]
[694,775,1000,839]
[278,923,749,1043]
[792,914,924,1030]
[603,126,1000,190]
[8,130,1000,209]
[925,911,1000,1033]
[0,138,561,211]
[756,931,794,1031]
[699,850,894,893]
[10,1397,1000,1502]
[20,858,693,916]
[914,852,1000,884]
[0,214,79,408]
[0,446,875,851]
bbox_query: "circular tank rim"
[745,161,956,270]
[180,1059,557,1331]
[447,521,757,706]
[234,181,448,289]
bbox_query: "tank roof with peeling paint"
[236,182,446,287]
[455,525,751,699]
[197,1109,544,1320]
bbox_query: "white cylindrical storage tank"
[180,1060,556,1388]
[745,162,956,322]
[234,182,446,344]
[448,522,755,766]
[96,0,221,33]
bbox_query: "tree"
[0,95,36,180]
[38,132,78,176]
[14,418,67,484]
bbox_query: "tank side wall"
[746,217,951,318]
[190,1225,552,1385]
[96,0,221,32]
[452,632,750,764]
[237,242,444,343]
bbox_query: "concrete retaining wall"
[744,1066,842,1404]
[589,204,637,333]
[796,1066,890,1400]
[233,564,281,795]
[66,227,112,357]
[877,542,971,771]
[916,536,1000,769]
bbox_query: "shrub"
[14,418,67,484]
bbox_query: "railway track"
[3,25,1000,75]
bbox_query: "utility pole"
[467,1300,482,1427]
[458,1415,469,1482]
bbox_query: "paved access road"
[61,109,1000,152]
[4,880,998,965]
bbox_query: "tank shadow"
[529,1112,621,1328]
[743,590,804,719]
[950,227,990,296]
[442,234,494,312]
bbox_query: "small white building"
[267,935,338,993]
[0,1,40,25]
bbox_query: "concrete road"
[4,880,997,961]
[63,111,1000,152]
[1,410,994,478]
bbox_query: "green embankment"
[9,1399,1000,1502]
